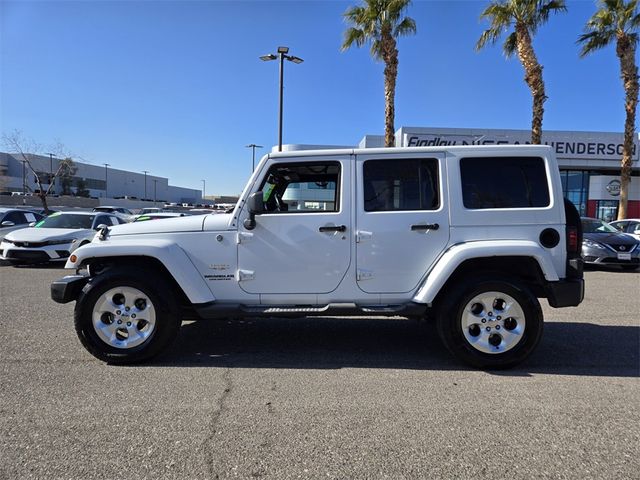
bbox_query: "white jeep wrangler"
[52,145,584,368]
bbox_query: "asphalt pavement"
[0,265,638,479]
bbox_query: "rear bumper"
[545,278,585,308]
[51,274,89,304]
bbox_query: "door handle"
[411,223,439,231]
[319,225,347,233]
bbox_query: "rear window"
[460,156,550,209]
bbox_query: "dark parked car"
[0,208,44,241]
[581,217,640,271]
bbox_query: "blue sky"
[0,0,630,195]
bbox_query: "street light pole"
[245,144,263,172]
[152,179,158,205]
[201,179,206,201]
[103,163,110,198]
[278,53,284,151]
[142,170,149,200]
[260,46,303,152]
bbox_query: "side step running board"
[193,302,427,319]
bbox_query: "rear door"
[355,153,449,294]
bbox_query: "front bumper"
[51,274,89,304]
[1,240,74,264]
[582,245,640,266]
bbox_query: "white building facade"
[0,153,201,203]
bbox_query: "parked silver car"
[581,217,640,271]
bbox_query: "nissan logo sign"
[606,180,621,197]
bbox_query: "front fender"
[65,239,215,304]
[412,240,560,305]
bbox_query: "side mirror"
[248,192,264,214]
[28,222,36,227]
[244,191,264,230]
[95,223,108,231]
[1,221,15,227]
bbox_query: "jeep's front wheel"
[437,277,543,369]
[74,268,180,364]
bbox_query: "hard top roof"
[267,144,554,159]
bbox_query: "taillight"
[567,227,579,253]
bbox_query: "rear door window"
[363,158,439,212]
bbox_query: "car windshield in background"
[35,214,95,229]
[581,219,618,234]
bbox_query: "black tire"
[436,275,543,369]
[74,267,180,364]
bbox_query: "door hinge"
[357,269,373,281]
[237,232,254,244]
[356,231,372,243]
[238,270,255,281]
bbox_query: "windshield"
[35,213,95,229]
[581,218,618,234]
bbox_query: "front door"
[237,159,351,295]
[355,153,449,294]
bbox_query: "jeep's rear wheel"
[74,268,180,364]
[437,277,543,369]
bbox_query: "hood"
[108,214,214,236]
[4,227,93,242]
[584,232,639,246]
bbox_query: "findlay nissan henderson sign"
[402,130,639,162]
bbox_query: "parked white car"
[1,211,123,265]
[609,219,640,241]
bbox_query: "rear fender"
[413,240,559,305]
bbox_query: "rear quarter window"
[460,156,550,209]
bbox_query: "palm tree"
[342,0,416,147]
[578,0,639,220]
[476,0,567,144]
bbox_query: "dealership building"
[0,152,202,203]
[353,126,639,221]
